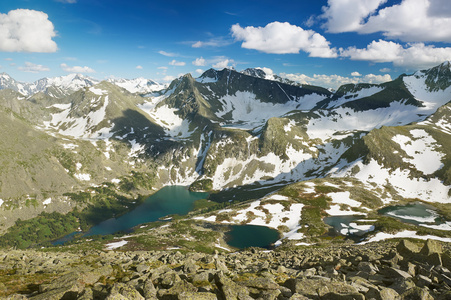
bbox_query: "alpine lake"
[53,186,280,249]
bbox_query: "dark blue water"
[225,225,280,249]
[53,186,207,244]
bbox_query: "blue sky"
[1,0,451,89]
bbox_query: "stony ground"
[1,239,451,299]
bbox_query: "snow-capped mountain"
[0,73,99,96]
[107,77,166,94]
[0,73,165,97]
[0,62,450,243]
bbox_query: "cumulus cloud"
[18,62,50,73]
[192,57,207,66]
[321,0,451,42]
[212,59,234,69]
[136,65,143,69]
[380,67,391,72]
[280,72,392,90]
[351,71,362,77]
[195,69,204,74]
[257,67,274,76]
[231,22,337,58]
[60,63,95,73]
[340,40,451,69]
[0,9,57,52]
[321,0,387,33]
[169,60,186,66]
[340,40,403,63]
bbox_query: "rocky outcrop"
[1,239,451,299]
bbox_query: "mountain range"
[0,62,450,247]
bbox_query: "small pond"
[224,225,280,249]
[378,202,443,225]
[323,215,374,237]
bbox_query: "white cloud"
[158,50,177,57]
[18,62,50,73]
[162,75,176,82]
[0,9,57,52]
[60,63,95,73]
[192,57,207,66]
[4,58,13,61]
[195,69,204,74]
[169,60,186,66]
[321,0,451,42]
[351,71,362,77]
[231,22,337,58]
[158,66,168,70]
[191,36,232,48]
[212,59,234,69]
[340,40,451,69]
[257,67,274,76]
[55,0,77,3]
[281,72,392,90]
[136,65,143,69]
[380,67,391,72]
[321,0,387,33]
[341,40,403,63]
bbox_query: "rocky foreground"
[1,240,451,299]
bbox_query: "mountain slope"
[0,62,450,240]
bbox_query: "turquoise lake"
[53,186,207,244]
[85,186,208,236]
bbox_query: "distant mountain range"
[0,62,450,246]
[0,73,166,96]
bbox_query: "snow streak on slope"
[326,86,384,109]
[43,95,111,139]
[307,102,431,142]
[404,72,451,111]
[392,129,444,174]
[216,91,323,130]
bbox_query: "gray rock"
[420,240,443,256]
[357,262,379,275]
[178,291,218,300]
[399,287,434,300]
[385,267,412,280]
[157,280,197,299]
[415,275,432,288]
[215,273,251,300]
[142,279,157,299]
[105,283,144,300]
[192,271,212,287]
[366,287,399,300]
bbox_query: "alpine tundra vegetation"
[1,62,451,299]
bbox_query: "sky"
[1,0,451,89]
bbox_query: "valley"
[0,62,450,253]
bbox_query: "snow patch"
[392,129,444,174]
[105,240,128,250]
[360,230,451,244]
